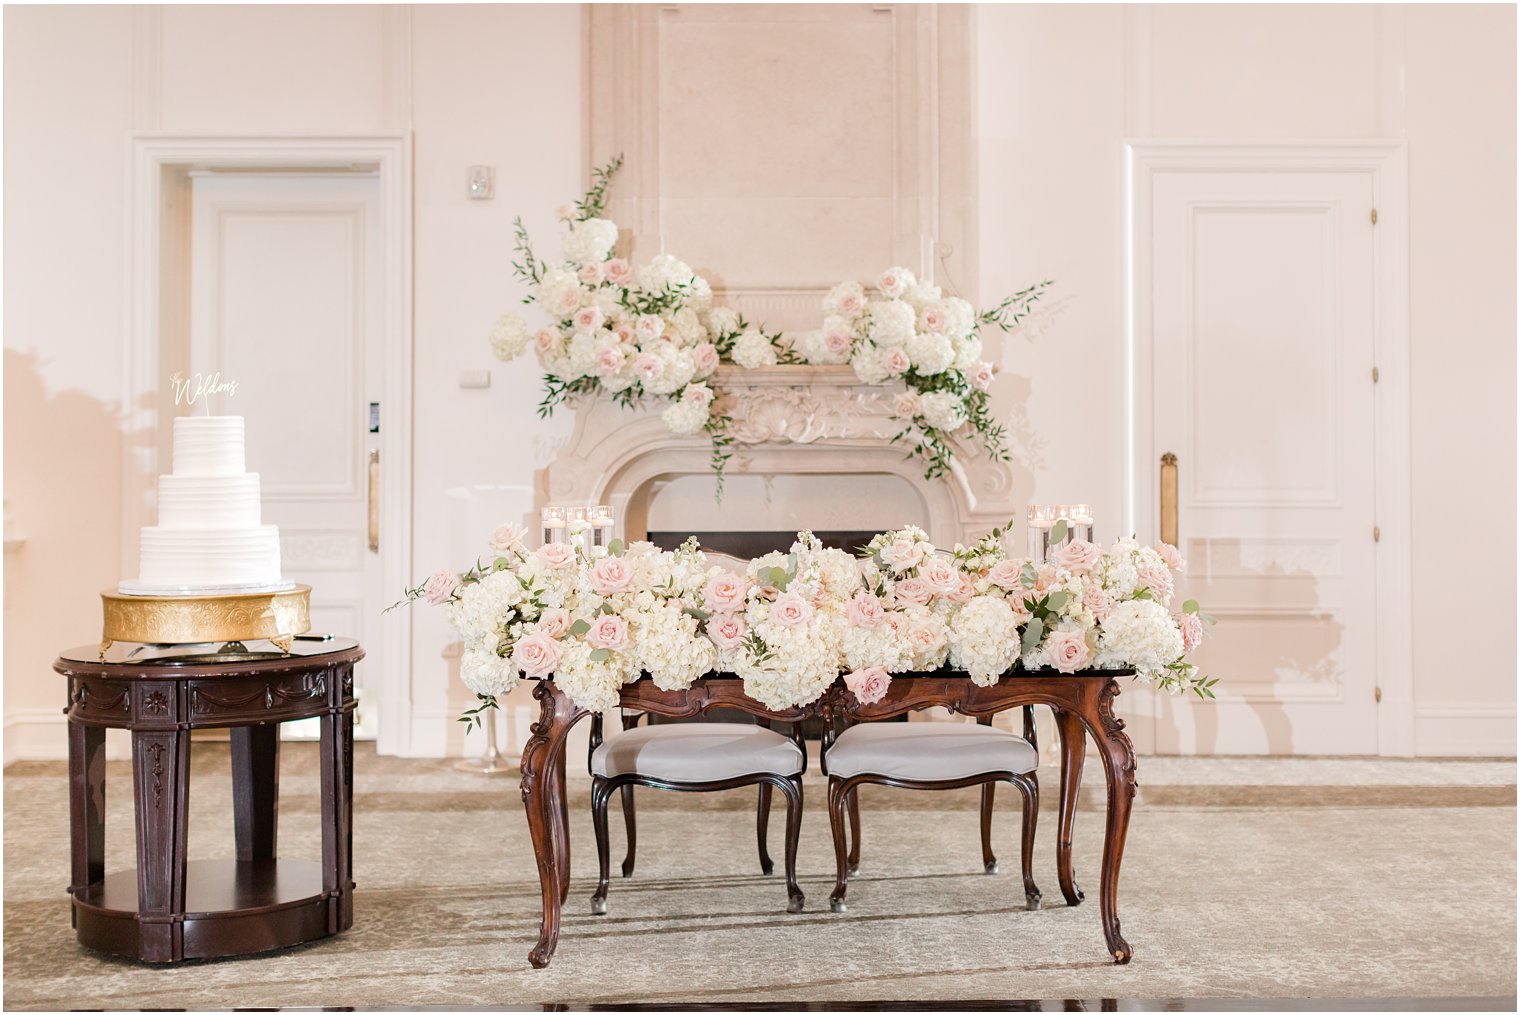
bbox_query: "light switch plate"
[459,369,491,389]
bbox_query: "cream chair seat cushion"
[591,723,804,781]
[825,721,1037,781]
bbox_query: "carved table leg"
[319,683,355,933]
[554,746,571,906]
[521,680,583,969]
[1079,679,1137,965]
[131,725,190,962]
[67,719,106,917]
[1055,706,1086,906]
[232,723,280,861]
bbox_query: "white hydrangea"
[670,306,707,346]
[643,344,695,395]
[867,300,917,347]
[905,332,955,375]
[490,313,532,362]
[554,639,631,714]
[562,217,619,264]
[636,254,697,296]
[948,597,1021,685]
[736,617,841,710]
[953,334,983,372]
[850,344,891,384]
[460,648,517,697]
[918,391,968,431]
[449,570,525,649]
[631,602,717,691]
[562,332,599,380]
[1096,599,1184,674]
[842,622,912,673]
[942,297,977,338]
[903,280,943,310]
[661,397,710,436]
[732,330,778,368]
[705,306,741,337]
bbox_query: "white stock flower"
[490,313,532,361]
[562,217,619,264]
[732,330,778,369]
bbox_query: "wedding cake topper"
[489,155,1052,495]
[170,370,241,410]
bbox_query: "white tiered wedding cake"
[119,416,289,595]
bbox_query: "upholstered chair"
[821,708,1040,913]
[587,712,807,915]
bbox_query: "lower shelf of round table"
[73,858,342,962]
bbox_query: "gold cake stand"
[99,585,312,659]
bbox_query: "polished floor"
[3,742,1514,1010]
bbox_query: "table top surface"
[56,637,362,676]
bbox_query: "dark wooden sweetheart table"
[519,666,1139,968]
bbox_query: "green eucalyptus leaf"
[607,538,626,556]
[684,606,711,622]
[1183,599,1200,614]
[1020,562,1038,588]
[1021,617,1045,654]
[568,619,591,637]
[1050,519,1068,544]
[1045,590,1068,612]
[589,648,611,663]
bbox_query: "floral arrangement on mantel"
[404,522,1216,723]
[489,155,1051,492]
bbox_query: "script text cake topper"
[170,371,240,409]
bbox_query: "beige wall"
[4,4,1513,759]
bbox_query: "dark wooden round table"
[54,638,363,963]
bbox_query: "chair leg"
[778,777,805,913]
[1018,773,1041,910]
[756,782,775,875]
[845,787,861,876]
[591,779,613,915]
[827,778,851,913]
[619,783,636,878]
[980,782,999,874]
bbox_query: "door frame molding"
[1125,140,1412,755]
[126,133,415,756]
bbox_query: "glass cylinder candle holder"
[1066,503,1095,545]
[540,506,566,548]
[590,504,614,549]
[1027,504,1056,562]
[566,506,591,553]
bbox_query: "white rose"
[876,267,917,300]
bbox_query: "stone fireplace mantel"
[540,366,1017,548]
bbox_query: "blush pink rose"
[1034,563,1059,594]
[594,344,627,377]
[702,571,746,612]
[970,361,995,391]
[893,392,920,418]
[692,342,720,377]
[586,614,630,652]
[881,612,910,640]
[535,542,576,569]
[1082,583,1115,621]
[1052,538,1102,575]
[891,577,932,608]
[682,383,713,408]
[488,523,527,555]
[605,258,633,286]
[590,556,634,595]
[919,556,959,595]
[880,539,927,574]
[770,591,814,629]
[613,320,637,344]
[1138,562,1174,604]
[706,613,748,651]
[578,262,605,286]
[422,569,459,604]
[946,573,976,604]
[536,608,571,640]
[918,305,947,333]
[512,631,564,679]
[1155,542,1186,572]
[635,314,665,342]
[572,306,605,334]
[883,348,911,375]
[1046,629,1091,674]
[837,290,866,318]
[534,328,563,358]
[877,268,911,298]
[633,352,664,384]
[988,559,1026,592]
[1179,611,1204,653]
[907,620,945,658]
[548,287,582,318]
[824,328,854,357]
[844,666,891,706]
[846,591,885,628]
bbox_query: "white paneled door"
[1144,165,1380,754]
[188,171,384,738]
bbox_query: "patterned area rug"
[4,744,1514,1009]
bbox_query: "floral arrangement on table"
[489,155,1051,491]
[403,522,1216,723]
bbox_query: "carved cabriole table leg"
[1054,706,1087,907]
[1075,677,1137,964]
[520,679,585,969]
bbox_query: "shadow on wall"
[3,348,138,757]
[1158,550,1345,755]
